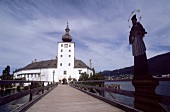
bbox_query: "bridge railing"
[70,78,170,112]
[0,80,58,107]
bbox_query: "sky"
[0,0,170,73]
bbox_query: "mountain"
[101,52,170,76]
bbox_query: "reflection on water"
[105,81,134,107]
[0,90,44,112]
[105,81,170,107]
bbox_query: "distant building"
[14,23,94,84]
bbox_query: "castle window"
[64,71,67,75]
[61,49,63,52]
[69,44,71,47]
[64,44,68,48]
[68,63,71,66]
[60,63,62,66]
[69,55,71,57]
[61,44,63,47]
[69,50,71,52]
[60,55,63,57]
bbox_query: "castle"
[14,23,94,84]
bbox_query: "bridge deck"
[26,85,124,112]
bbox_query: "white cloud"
[0,0,170,73]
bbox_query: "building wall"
[57,42,75,81]
[13,41,94,83]
[14,68,58,82]
[14,67,93,82]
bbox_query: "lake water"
[105,81,170,108]
[0,90,44,112]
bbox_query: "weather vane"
[128,9,142,29]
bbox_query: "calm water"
[0,90,44,112]
[105,81,170,107]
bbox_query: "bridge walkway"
[26,85,124,112]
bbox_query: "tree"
[1,65,12,80]
[78,72,89,81]
[0,65,13,89]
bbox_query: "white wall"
[14,68,58,82]
[57,42,75,81]
[13,40,93,82]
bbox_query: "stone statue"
[129,15,149,78]
[130,15,161,112]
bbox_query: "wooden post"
[47,82,49,90]
[29,82,33,101]
[102,82,105,97]
[51,82,53,89]
[99,82,105,97]
[42,82,44,94]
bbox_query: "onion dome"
[62,22,72,42]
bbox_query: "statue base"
[132,77,162,112]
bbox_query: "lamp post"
[53,70,55,83]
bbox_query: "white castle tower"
[57,23,75,83]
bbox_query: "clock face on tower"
[64,44,68,48]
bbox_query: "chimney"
[90,59,92,69]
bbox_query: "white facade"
[14,24,94,84]
[57,42,75,81]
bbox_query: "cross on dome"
[62,22,72,42]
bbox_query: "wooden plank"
[26,85,125,112]
[72,85,141,112]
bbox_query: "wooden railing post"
[29,82,33,101]
[42,82,44,94]
[47,82,49,90]
[51,82,53,89]
[101,82,105,97]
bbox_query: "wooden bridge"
[26,85,124,112]
[0,79,170,112]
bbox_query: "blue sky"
[0,0,170,73]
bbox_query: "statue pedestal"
[132,77,162,112]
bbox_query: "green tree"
[78,72,89,81]
[1,65,13,80]
[0,65,13,89]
